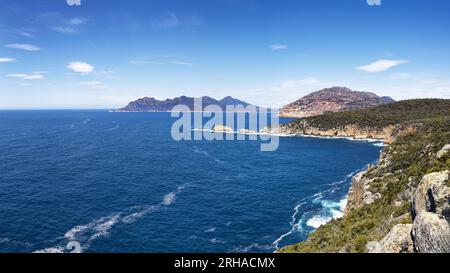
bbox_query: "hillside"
[279,87,395,118]
[114,96,253,112]
[267,99,450,143]
[274,99,450,253]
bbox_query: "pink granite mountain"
[279,87,395,118]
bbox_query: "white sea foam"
[231,243,273,253]
[372,142,386,147]
[210,238,225,244]
[34,184,188,253]
[82,119,91,124]
[306,197,348,229]
[306,215,329,229]
[104,125,119,132]
[299,134,385,144]
[163,192,176,205]
[273,168,359,250]
[122,206,157,224]
[33,246,65,253]
[205,227,216,233]
[272,202,306,249]
[64,213,121,244]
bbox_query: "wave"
[33,183,188,253]
[210,238,225,244]
[372,142,386,147]
[82,119,91,124]
[205,227,216,233]
[0,237,33,248]
[306,198,347,229]
[193,148,209,156]
[272,168,360,250]
[104,125,119,132]
[231,243,274,253]
[272,202,306,249]
[299,134,385,145]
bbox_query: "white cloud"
[7,72,44,80]
[69,18,86,25]
[78,81,103,86]
[270,44,288,51]
[15,30,35,38]
[67,62,94,73]
[356,59,408,73]
[0,58,16,63]
[130,59,194,66]
[5,44,41,51]
[77,81,111,90]
[66,0,81,6]
[52,26,76,34]
[151,12,182,29]
[271,77,323,92]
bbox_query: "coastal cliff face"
[264,119,419,144]
[277,99,450,253]
[279,87,395,118]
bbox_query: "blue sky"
[1,0,450,109]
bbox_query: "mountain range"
[114,96,253,112]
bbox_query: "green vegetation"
[290,99,450,130]
[279,99,450,253]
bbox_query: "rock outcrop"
[412,171,450,220]
[279,87,395,118]
[367,224,414,253]
[345,171,381,215]
[437,144,450,160]
[366,170,450,253]
[412,212,450,253]
[411,171,450,253]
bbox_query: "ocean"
[0,110,382,253]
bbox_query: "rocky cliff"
[278,99,450,253]
[279,87,395,118]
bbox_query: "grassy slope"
[279,99,450,253]
[289,99,450,130]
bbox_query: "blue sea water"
[0,111,382,253]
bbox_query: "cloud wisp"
[7,72,45,80]
[356,59,408,73]
[130,58,195,66]
[270,44,288,51]
[52,26,76,34]
[5,44,41,51]
[67,62,95,73]
[0,58,17,63]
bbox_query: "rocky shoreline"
[272,112,450,253]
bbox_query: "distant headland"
[112,96,257,112]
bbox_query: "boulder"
[412,212,450,253]
[368,224,414,253]
[412,171,449,219]
[437,144,450,159]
